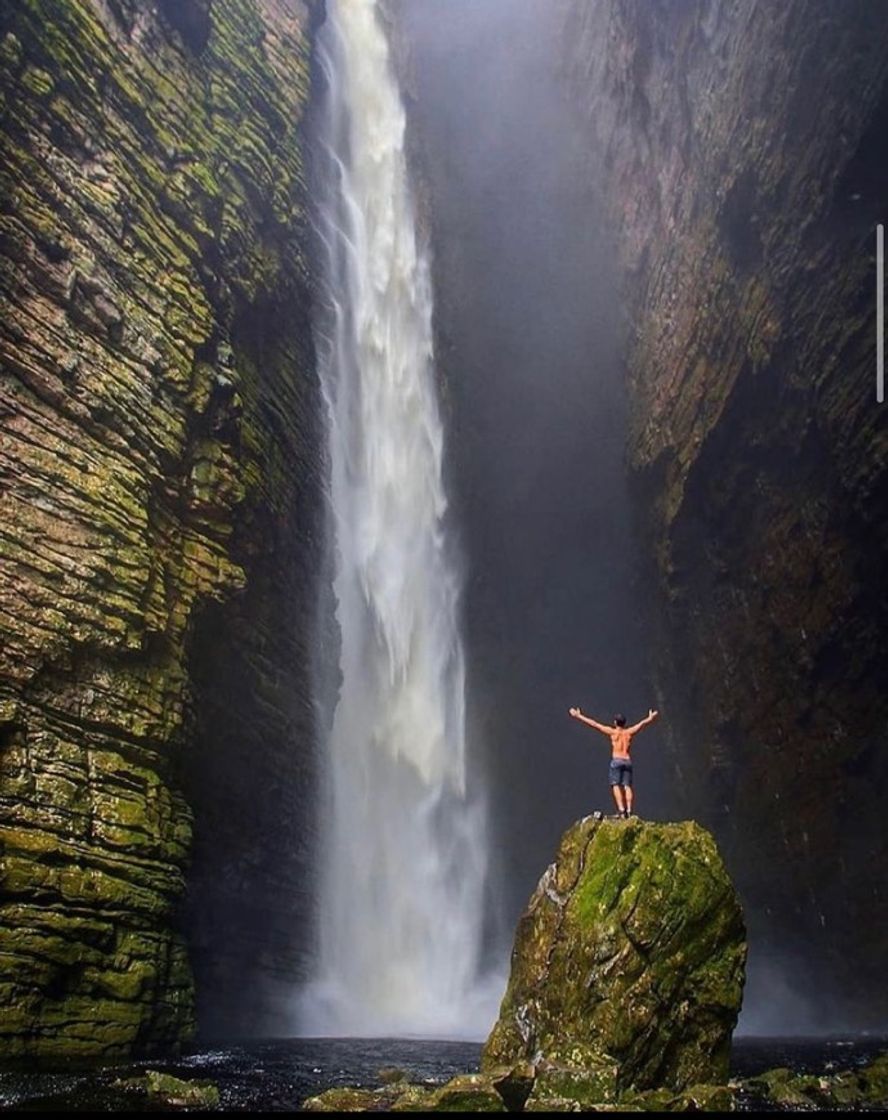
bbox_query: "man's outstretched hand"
[648,708,659,720]
[569,707,582,719]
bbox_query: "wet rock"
[675,1084,734,1112]
[525,1081,734,1112]
[426,1074,506,1112]
[303,1072,512,1113]
[301,1080,478,1113]
[745,1067,824,1109]
[745,1052,888,1111]
[853,1052,888,1106]
[389,1083,441,1111]
[302,1086,388,1112]
[524,1060,618,1111]
[145,1070,219,1107]
[654,1084,734,1112]
[0,0,320,1057]
[523,1095,581,1113]
[482,817,746,1095]
[487,1062,537,1111]
[378,1066,407,1084]
[114,1070,220,1108]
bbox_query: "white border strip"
[878,223,884,403]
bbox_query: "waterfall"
[302,0,493,1038]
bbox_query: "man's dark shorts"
[609,758,633,787]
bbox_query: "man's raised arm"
[627,708,659,734]
[569,707,612,735]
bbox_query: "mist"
[392,0,677,950]
[389,0,886,1038]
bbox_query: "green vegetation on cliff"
[0,0,317,1057]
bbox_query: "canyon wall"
[0,0,321,1056]
[557,0,888,1023]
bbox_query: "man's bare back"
[568,706,659,817]
[605,726,635,760]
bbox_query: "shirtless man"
[568,707,659,818]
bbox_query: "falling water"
[302,0,493,1037]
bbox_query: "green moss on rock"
[113,1070,221,1109]
[482,817,746,1094]
[302,1087,394,1112]
[426,1074,506,1112]
[744,1053,888,1111]
[0,0,317,1058]
[524,1061,619,1111]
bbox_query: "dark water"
[1,1036,886,1112]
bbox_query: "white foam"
[301,0,496,1038]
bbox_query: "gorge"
[1,0,887,1066]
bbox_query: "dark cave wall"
[557,0,888,1023]
[182,271,322,1040]
[0,0,321,1056]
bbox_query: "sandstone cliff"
[0,0,321,1056]
[557,0,888,1019]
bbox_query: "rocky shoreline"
[300,1052,888,1112]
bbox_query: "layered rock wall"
[557,0,888,1019]
[0,0,320,1056]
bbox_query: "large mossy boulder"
[482,817,746,1094]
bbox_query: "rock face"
[556,0,888,1019]
[482,817,746,1093]
[0,0,321,1056]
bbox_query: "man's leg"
[624,782,634,817]
[611,784,626,816]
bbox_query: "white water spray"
[302,0,494,1037]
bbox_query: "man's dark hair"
[614,714,626,728]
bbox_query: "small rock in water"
[426,1074,505,1112]
[389,1083,441,1111]
[743,1052,888,1111]
[114,1070,221,1109]
[302,1086,386,1112]
[378,1066,407,1084]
